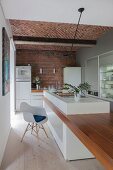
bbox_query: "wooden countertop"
[44,97,113,170]
[31,89,44,93]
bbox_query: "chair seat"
[33,115,46,123]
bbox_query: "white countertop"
[47,91,108,104]
[44,91,110,115]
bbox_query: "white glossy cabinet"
[63,67,81,86]
[16,82,31,111]
[16,82,44,111]
[30,92,43,107]
[16,100,30,111]
[16,82,31,100]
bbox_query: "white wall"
[10,39,16,121]
[0,3,15,166]
[76,29,113,67]
[85,57,98,91]
[76,29,113,83]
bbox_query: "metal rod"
[71,8,85,52]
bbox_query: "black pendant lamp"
[70,7,85,52]
[64,7,85,56]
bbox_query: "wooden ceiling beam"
[13,36,96,46]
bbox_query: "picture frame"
[2,27,10,96]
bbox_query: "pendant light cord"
[71,8,84,52]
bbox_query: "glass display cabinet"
[99,50,113,101]
[100,65,113,100]
[85,50,113,101]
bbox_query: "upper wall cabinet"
[63,67,81,86]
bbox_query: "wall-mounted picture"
[2,27,10,96]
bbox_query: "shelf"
[100,97,113,102]
[100,80,113,82]
[100,71,113,73]
[100,81,113,86]
[101,87,110,89]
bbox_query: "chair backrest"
[20,102,47,116]
[20,102,35,123]
[20,102,31,112]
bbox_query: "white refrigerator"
[63,67,81,86]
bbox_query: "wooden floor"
[0,113,105,170]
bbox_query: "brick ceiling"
[10,20,113,52]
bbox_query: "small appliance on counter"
[32,83,36,89]
[88,90,98,96]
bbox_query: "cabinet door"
[21,82,31,99]
[16,82,22,100]
[16,82,31,100]
[16,100,30,111]
[31,93,43,100]
[64,67,81,86]
[30,99,43,107]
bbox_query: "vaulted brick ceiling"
[10,20,113,52]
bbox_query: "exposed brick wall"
[16,50,77,88]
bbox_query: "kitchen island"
[44,91,110,161]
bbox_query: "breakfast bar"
[43,91,112,169]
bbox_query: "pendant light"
[70,7,85,52]
[64,7,85,56]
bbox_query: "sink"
[56,92,74,97]
[62,96,74,98]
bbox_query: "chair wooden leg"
[36,123,39,136]
[21,123,30,142]
[31,123,34,134]
[42,125,48,138]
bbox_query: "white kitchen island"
[44,91,110,161]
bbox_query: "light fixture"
[53,68,56,74]
[40,68,43,74]
[64,7,85,56]
[71,7,85,52]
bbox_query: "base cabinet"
[30,92,43,107]
[16,82,31,100]
[16,82,31,111]
[16,100,30,111]
[30,100,43,107]
[16,92,43,111]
